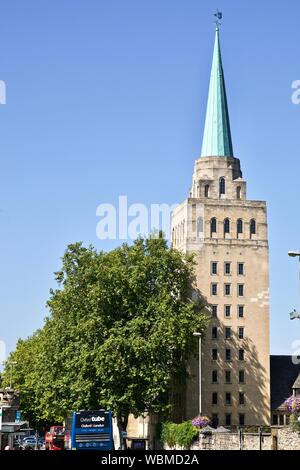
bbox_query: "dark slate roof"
[270,355,300,411]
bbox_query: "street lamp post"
[193,332,202,415]
[8,362,17,389]
[1,361,17,389]
[288,251,300,320]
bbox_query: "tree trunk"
[117,413,129,450]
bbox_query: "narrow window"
[224,218,230,237]
[204,184,209,198]
[212,326,218,339]
[225,414,231,426]
[212,305,218,317]
[212,370,218,383]
[239,370,245,383]
[239,414,245,426]
[225,392,232,406]
[250,219,256,236]
[212,349,218,361]
[238,284,244,297]
[225,262,231,275]
[211,217,217,236]
[225,305,231,318]
[211,262,218,275]
[239,349,245,361]
[238,263,244,275]
[237,219,243,235]
[238,327,244,339]
[219,177,226,196]
[212,392,218,405]
[239,392,245,405]
[225,370,231,383]
[225,284,231,296]
[211,283,218,296]
[225,349,231,361]
[238,305,244,318]
[237,186,241,200]
[225,327,231,340]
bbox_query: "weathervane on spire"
[214,9,222,30]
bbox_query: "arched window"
[204,184,210,198]
[250,219,256,236]
[211,218,217,236]
[237,219,243,235]
[224,218,230,236]
[237,186,241,200]
[219,177,226,196]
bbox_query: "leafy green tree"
[4,235,208,444]
[3,333,43,425]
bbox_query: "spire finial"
[214,9,222,31]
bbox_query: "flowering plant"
[284,396,300,415]
[192,415,211,428]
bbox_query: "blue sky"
[0,0,299,356]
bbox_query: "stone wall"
[165,427,300,451]
[275,427,300,450]
[190,431,271,450]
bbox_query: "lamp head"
[288,251,300,257]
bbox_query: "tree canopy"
[3,236,208,432]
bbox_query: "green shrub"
[160,422,178,449]
[160,421,199,449]
[290,414,300,433]
[175,421,199,449]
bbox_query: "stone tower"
[171,25,270,426]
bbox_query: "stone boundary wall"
[190,431,271,451]
[275,427,300,450]
[165,427,300,451]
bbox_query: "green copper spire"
[201,25,234,157]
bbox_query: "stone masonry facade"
[171,156,270,426]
